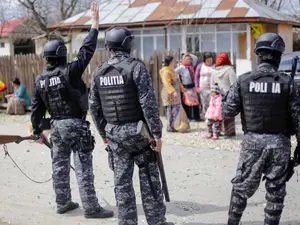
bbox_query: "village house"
[43,0,300,75]
[0,17,38,56]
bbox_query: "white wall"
[0,39,12,56]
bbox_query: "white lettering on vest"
[40,80,46,89]
[100,76,125,86]
[249,82,281,94]
[272,83,281,94]
[49,77,61,87]
[249,82,267,93]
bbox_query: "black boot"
[84,207,114,219]
[56,201,79,214]
[165,223,175,225]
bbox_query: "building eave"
[49,17,300,32]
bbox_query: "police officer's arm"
[68,2,99,80]
[89,73,107,140]
[133,63,163,139]
[289,81,300,143]
[31,81,46,135]
[222,78,242,117]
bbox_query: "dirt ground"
[0,114,300,225]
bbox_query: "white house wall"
[0,39,12,56]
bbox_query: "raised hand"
[91,2,99,29]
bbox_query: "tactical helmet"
[105,27,134,51]
[43,40,67,58]
[254,33,285,56]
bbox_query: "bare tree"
[15,0,88,35]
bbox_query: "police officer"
[31,2,114,219]
[89,27,174,225]
[223,33,300,225]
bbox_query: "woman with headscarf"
[194,52,215,120]
[212,52,237,138]
[160,55,190,132]
[5,77,31,109]
[175,53,200,121]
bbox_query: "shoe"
[212,136,219,140]
[84,207,114,219]
[56,201,79,214]
[206,135,212,139]
[165,223,175,225]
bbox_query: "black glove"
[294,145,300,163]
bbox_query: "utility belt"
[41,114,94,153]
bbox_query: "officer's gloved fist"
[35,133,48,145]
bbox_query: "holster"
[79,128,95,152]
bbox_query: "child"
[205,83,223,140]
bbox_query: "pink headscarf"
[182,54,195,75]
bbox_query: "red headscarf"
[215,53,232,67]
[181,54,195,75]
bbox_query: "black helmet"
[43,40,67,58]
[105,27,134,51]
[254,33,285,56]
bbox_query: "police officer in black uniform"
[31,3,114,219]
[223,33,300,225]
[89,27,174,225]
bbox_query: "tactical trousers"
[108,139,166,225]
[50,119,101,214]
[228,133,291,225]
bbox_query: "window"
[132,36,141,58]
[156,36,165,55]
[217,33,231,53]
[143,29,164,35]
[168,35,181,53]
[143,36,154,59]
[232,24,247,31]
[186,35,199,53]
[0,43,5,48]
[216,24,231,32]
[201,34,215,52]
[200,24,215,33]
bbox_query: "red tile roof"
[0,17,28,38]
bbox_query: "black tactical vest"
[239,71,292,134]
[37,66,88,119]
[95,58,144,125]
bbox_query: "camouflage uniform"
[50,119,101,214]
[89,51,167,225]
[31,29,113,218]
[223,63,300,225]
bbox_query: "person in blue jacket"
[5,77,31,109]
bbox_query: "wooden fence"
[0,51,232,115]
[0,51,170,115]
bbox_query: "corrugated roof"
[50,0,300,29]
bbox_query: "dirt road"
[0,119,300,225]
